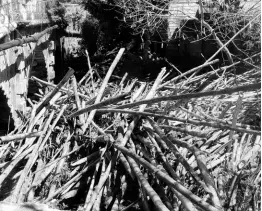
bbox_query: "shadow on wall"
[0,88,14,136]
[27,41,49,101]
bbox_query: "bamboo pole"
[0,25,58,51]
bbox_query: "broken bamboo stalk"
[116,83,261,110]
[119,68,166,147]
[0,131,43,143]
[114,144,221,211]
[126,155,170,211]
[36,68,74,114]
[68,92,131,118]
[80,48,125,134]
[95,109,260,135]
[31,76,89,99]
[11,110,56,203]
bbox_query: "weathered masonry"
[0,0,59,134]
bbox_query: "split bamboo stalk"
[159,125,208,138]
[72,76,85,125]
[168,133,222,208]
[32,92,62,128]
[146,133,198,211]
[80,48,125,134]
[27,159,57,200]
[0,145,34,187]
[139,183,151,211]
[193,146,222,208]
[116,120,135,179]
[84,162,101,209]
[0,202,66,211]
[146,118,209,191]
[36,68,74,114]
[119,68,166,147]
[96,109,260,135]
[48,140,70,198]
[33,144,85,175]
[147,132,179,181]
[130,82,147,102]
[45,158,101,202]
[126,155,170,211]
[92,187,104,211]
[78,49,93,86]
[85,153,117,211]
[12,106,66,202]
[0,131,43,143]
[68,92,131,119]
[31,76,89,99]
[154,181,174,210]
[10,110,55,202]
[71,150,102,167]
[116,83,261,110]
[114,144,221,211]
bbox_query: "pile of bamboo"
[0,48,260,211]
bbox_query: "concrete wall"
[0,32,53,129]
[0,0,57,132]
[0,0,48,23]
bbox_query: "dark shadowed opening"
[0,88,14,136]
